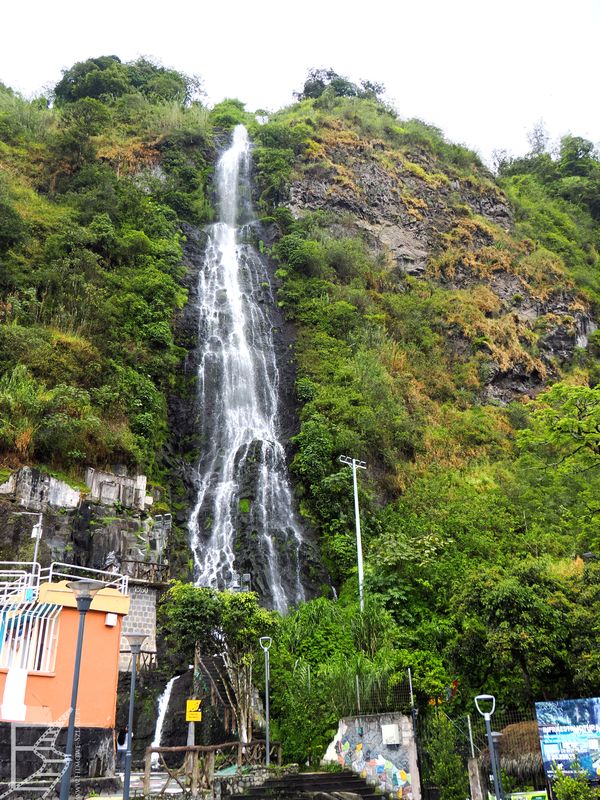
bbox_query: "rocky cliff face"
[0,467,163,574]
[284,122,595,402]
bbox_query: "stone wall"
[323,712,420,800]
[120,583,158,670]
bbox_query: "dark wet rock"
[165,222,327,604]
[484,363,547,404]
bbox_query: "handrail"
[41,562,129,593]
[143,740,282,796]
[0,561,129,605]
[0,562,41,601]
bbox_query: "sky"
[1,0,598,163]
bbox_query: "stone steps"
[232,770,380,800]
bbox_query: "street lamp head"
[259,636,272,651]
[67,579,105,601]
[124,632,147,654]
[475,694,496,717]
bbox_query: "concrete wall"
[323,712,420,800]
[0,468,80,511]
[85,468,152,512]
[0,606,122,728]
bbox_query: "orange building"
[0,564,130,729]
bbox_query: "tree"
[53,56,131,104]
[517,383,600,472]
[527,121,549,156]
[296,68,358,100]
[450,560,579,705]
[558,136,596,178]
[159,583,278,743]
[425,711,470,800]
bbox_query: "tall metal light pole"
[123,632,147,800]
[59,579,105,800]
[475,694,504,800]
[14,511,43,587]
[339,455,367,611]
[259,637,272,766]
[31,513,43,577]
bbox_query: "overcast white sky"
[1,0,598,163]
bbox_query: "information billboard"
[535,698,600,782]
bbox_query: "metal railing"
[0,601,61,673]
[0,562,41,603]
[41,562,129,594]
[0,561,128,604]
[120,560,169,585]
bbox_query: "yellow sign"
[186,699,202,722]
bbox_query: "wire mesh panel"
[417,705,546,795]
[470,708,545,789]
[328,672,413,718]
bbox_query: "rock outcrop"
[286,127,594,402]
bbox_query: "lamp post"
[475,694,504,800]
[14,511,43,587]
[59,579,105,800]
[259,637,272,766]
[338,455,367,611]
[123,632,146,800]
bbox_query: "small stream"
[150,674,180,768]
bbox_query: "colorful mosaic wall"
[324,713,418,799]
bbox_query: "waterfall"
[188,125,305,613]
[151,675,180,768]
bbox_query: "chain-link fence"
[328,672,413,718]
[417,705,546,798]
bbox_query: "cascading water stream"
[188,125,305,612]
[151,674,180,767]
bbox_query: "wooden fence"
[143,740,282,796]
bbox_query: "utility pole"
[31,513,43,573]
[339,455,367,611]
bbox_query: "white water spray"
[188,125,305,612]
[150,675,179,767]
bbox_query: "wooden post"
[276,743,282,766]
[143,748,152,796]
[191,751,200,797]
[206,750,215,787]
[468,757,485,800]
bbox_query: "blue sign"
[535,698,600,782]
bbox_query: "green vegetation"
[248,85,600,722]
[499,134,600,304]
[553,765,600,800]
[0,56,215,476]
[159,583,278,743]
[2,59,600,769]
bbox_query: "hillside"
[0,59,599,752]
[247,74,600,712]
